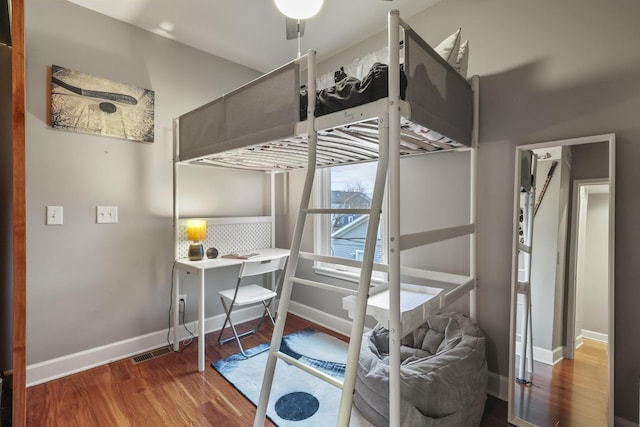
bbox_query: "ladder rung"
[274,350,344,389]
[304,208,373,215]
[399,266,472,286]
[298,251,388,272]
[400,224,475,251]
[442,278,475,308]
[516,281,530,294]
[290,276,358,295]
[518,243,531,253]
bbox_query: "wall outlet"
[96,206,118,224]
[179,294,187,311]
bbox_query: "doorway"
[566,181,610,359]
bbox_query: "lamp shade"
[274,0,324,20]
[186,219,207,241]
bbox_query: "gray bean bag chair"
[353,312,488,427]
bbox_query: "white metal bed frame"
[172,10,480,426]
[251,11,479,427]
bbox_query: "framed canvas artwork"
[50,65,155,142]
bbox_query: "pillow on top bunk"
[434,28,461,65]
[454,39,469,78]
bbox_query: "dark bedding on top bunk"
[300,62,407,120]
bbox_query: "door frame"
[565,178,609,360]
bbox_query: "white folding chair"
[217,254,288,357]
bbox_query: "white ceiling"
[66,0,440,72]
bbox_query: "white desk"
[173,248,290,371]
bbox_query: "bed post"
[270,171,276,248]
[172,117,181,352]
[387,9,402,427]
[470,75,480,322]
[254,50,318,427]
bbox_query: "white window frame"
[312,167,388,284]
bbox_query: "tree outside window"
[327,163,383,263]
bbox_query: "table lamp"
[186,219,207,261]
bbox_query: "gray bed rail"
[178,59,301,162]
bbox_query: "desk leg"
[198,269,205,372]
[173,271,180,352]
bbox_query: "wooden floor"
[26,315,509,426]
[513,339,609,427]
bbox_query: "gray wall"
[0,42,12,372]
[292,0,640,421]
[24,0,264,364]
[530,159,562,351]
[571,142,610,181]
[552,151,571,351]
[581,192,609,336]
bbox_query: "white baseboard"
[487,371,508,402]
[533,345,564,366]
[582,329,609,344]
[515,337,563,366]
[26,304,267,387]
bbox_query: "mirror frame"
[507,134,616,427]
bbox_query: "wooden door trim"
[12,0,26,425]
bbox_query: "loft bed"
[175,21,473,170]
[173,10,479,427]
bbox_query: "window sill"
[312,264,387,285]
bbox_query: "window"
[314,162,387,282]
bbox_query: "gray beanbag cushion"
[354,312,488,427]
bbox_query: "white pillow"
[454,39,469,78]
[434,28,461,65]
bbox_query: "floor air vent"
[130,346,172,364]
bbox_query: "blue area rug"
[212,328,348,426]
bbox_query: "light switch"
[46,206,63,225]
[97,206,118,224]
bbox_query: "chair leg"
[228,318,250,357]
[263,300,276,326]
[252,299,276,333]
[218,299,251,357]
[217,297,232,345]
[218,298,272,358]
[253,305,268,332]
[218,298,246,344]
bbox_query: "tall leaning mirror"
[508,134,615,427]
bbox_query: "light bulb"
[274,0,324,20]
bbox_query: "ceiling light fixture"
[274,0,324,20]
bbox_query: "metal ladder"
[253,23,400,424]
[252,136,388,426]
